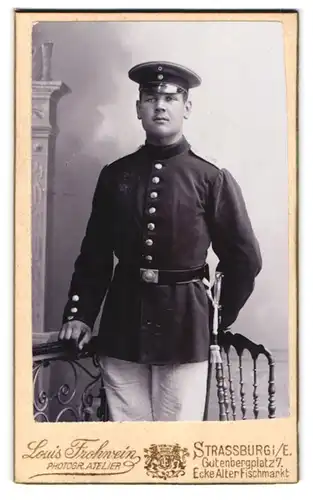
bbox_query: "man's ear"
[184,99,192,120]
[136,100,142,120]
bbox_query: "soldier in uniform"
[59,61,262,421]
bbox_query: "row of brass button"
[67,294,79,320]
[144,163,164,262]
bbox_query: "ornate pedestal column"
[32,43,71,334]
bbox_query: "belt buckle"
[140,268,159,283]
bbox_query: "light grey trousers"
[98,356,209,422]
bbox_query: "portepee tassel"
[210,344,222,364]
[205,271,223,365]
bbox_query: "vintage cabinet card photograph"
[14,10,298,484]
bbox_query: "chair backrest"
[205,330,276,421]
[32,338,109,422]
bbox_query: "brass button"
[72,295,79,302]
[145,255,153,261]
[152,177,160,184]
[154,163,163,170]
[145,239,153,246]
[149,207,156,214]
[150,192,158,199]
[147,223,155,230]
[70,307,78,313]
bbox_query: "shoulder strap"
[189,147,218,166]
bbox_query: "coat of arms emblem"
[144,443,189,480]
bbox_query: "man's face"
[136,90,192,141]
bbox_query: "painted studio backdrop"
[32,21,288,419]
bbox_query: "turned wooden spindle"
[268,357,276,418]
[220,354,230,421]
[225,349,236,420]
[252,358,259,419]
[216,362,227,421]
[238,354,247,419]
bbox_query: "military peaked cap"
[128,61,202,94]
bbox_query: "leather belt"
[138,264,208,284]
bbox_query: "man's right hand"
[58,320,92,351]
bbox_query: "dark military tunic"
[63,136,262,364]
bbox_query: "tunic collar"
[143,135,190,160]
